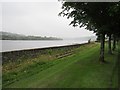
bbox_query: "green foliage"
[59,2,120,62]
[59,2,120,35]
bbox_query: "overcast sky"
[0,0,96,38]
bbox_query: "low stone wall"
[2,43,88,64]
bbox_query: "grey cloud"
[2,2,95,38]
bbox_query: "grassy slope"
[4,43,118,88]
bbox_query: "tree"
[108,2,120,50]
[59,2,119,63]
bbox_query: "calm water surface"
[1,39,88,52]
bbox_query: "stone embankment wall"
[2,43,88,64]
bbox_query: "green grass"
[2,42,118,88]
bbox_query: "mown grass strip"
[3,43,118,88]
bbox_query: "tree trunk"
[108,34,112,54]
[112,34,116,51]
[99,33,105,63]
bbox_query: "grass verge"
[2,42,118,88]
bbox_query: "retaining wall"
[2,43,88,64]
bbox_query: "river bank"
[2,42,88,64]
[1,39,89,52]
[2,42,118,88]
[2,42,89,87]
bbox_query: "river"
[0,38,95,52]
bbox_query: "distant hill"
[0,31,62,40]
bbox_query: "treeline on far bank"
[0,31,62,40]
